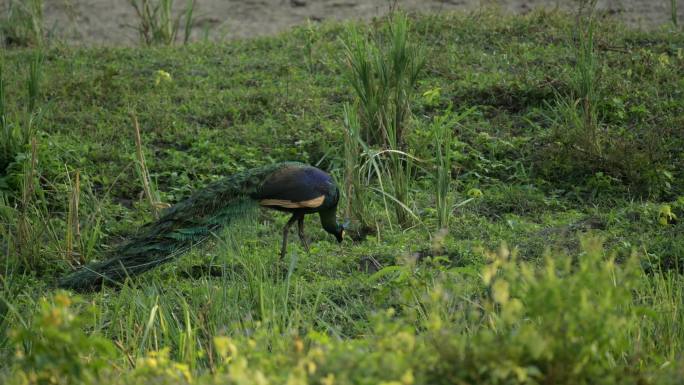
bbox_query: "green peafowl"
[58,162,346,291]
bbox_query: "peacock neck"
[319,208,339,235]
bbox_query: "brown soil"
[37,1,684,46]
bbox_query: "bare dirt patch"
[37,0,684,46]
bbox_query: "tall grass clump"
[26,51,43,115]
[543,1,611,189]
[431,108,473,230]
[342,12,424,148]
[672,0,679,27]
[565,0,602,162]
[132,113,167,218]
[0,0,44,47]
[14,138,40,268]
[635,267,684,359]
[0,62,9,172]
[433,113,453,231]
[1,51,43,269]
[342,103,370,228]
[64,170,81,264]
[1,51,42,177]
[129,0,196,46]
[342,13,425,227]
[343,101,403,232]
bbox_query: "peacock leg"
[281,214,298,260]
[297,214,309,252]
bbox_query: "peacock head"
[335,219,350,243]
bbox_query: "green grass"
[1,9,684,385]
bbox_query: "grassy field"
[1,8,684,385]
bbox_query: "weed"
[0,0,43,47]
[342,103,369,228]
[26,50,42,116]
[0,51,41,178]
[672,0,679,27]
[128,0,196,46]
[431,107,474,230]
[65,169,81,264]
[427,237,656,384]
[303,20,319,74]
[0,61,9,173]
[342,12,425,227]
[342,101,418,231]
[132,112,167,218]
[341,13,424,148]
[181,0,194,45]
[15,138,39,269]
[573,12,600,158]
[549,0,603,168]
[6,292,116,384]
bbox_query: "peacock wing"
[252,165,332,206]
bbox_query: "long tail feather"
[58,163,293,291]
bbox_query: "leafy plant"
[7,292,116,384]
[426,237,655,384]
